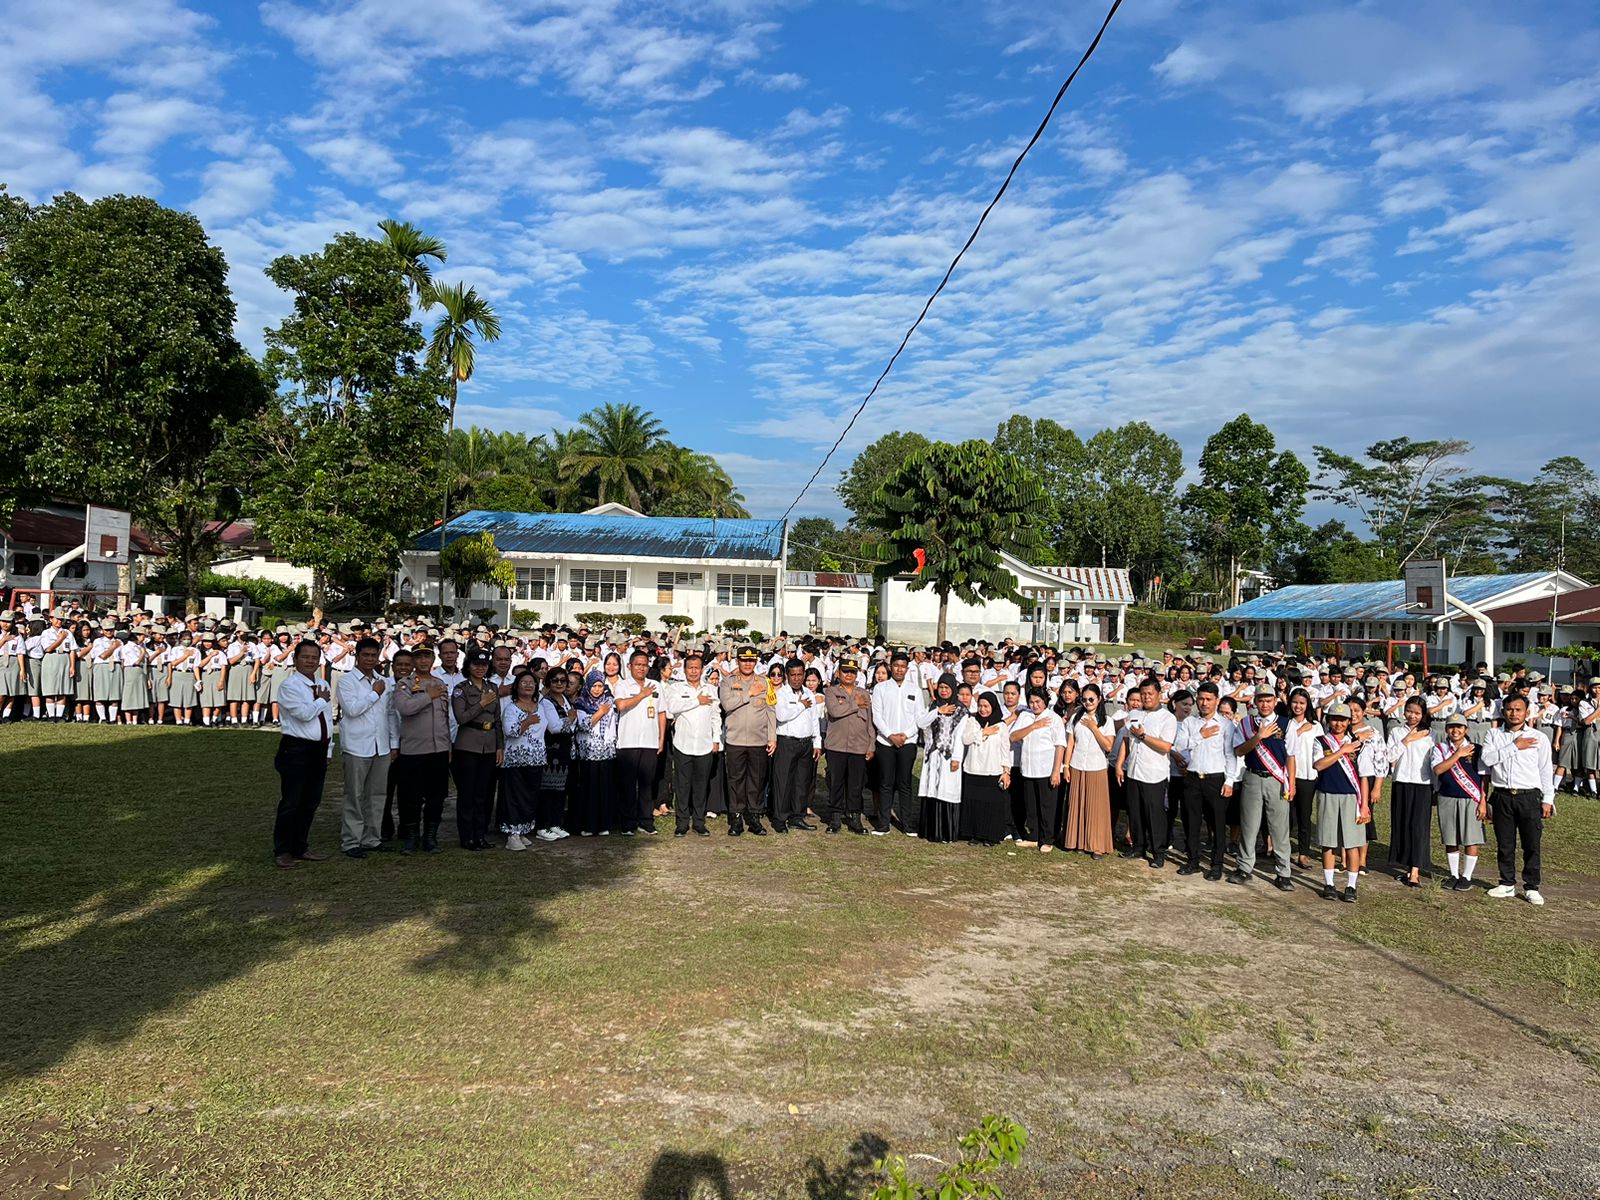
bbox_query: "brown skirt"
[1064,766,1113,854]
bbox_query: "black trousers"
[772,735,814,828]
[877,741,918,833]
[452,750,497,845]
[1127,778,1168,856]
[1292,779,1316,857]
[273,736,327,857]
[672,747,713,832]
[576,758,616,835]
[825,749,867,827]
[1021,775,1058,845]
[725,744,768,816]
[1167,773,1187,849]
[615,747,658,829]
[1185,772,1227,870]
[396,750,449,832]
[1491,787,1545,889]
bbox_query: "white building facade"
[879,555,1133,645]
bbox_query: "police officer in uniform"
[719,646,776,836]
[821,656,875,834]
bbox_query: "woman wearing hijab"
[916,674,967,842]
[959,690,1010,845]
[1063,683,1116,858]
[573,668,619,835]
[499,672,547,850]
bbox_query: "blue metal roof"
[1215,573,1550,622]
[412,510,784,562]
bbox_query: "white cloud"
[303,134,403,185]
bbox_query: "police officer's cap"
[736,647,759,661]
[839,656,860,672]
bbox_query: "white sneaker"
[1487,884,1516,899]
[504,835,529,851]
[535,829,559,842]
[869,828,888,837]
[550,826,570,838]
[1525,889,1545,906]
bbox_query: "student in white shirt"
[1117,679,1177,867]
[1173,682,1242,881]
[772,659,822,832]
[1008,686,1066,851]
[336,637,393,857]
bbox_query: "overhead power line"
[777,0,1126,525]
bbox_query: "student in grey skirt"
[1580,681,1600,797]
[1431,714,1486,891]
[167,638,200,724]
[198,634,227,725]
[1312,702,1366,903]
[1552,688,1580,791]
[73,622,96,721]
[117,632,149,723]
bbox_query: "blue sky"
[3,0,1598,521]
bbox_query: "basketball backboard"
[85,506,133,565]
[1402,558,1447,618]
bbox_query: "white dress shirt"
[1124,706,1178,784]
[1480,726,1555,805]
[613,677,662,751]
[337,668,392,757]
[665,679,722,756]
[870,676,924,745]
[1175,712,1242,782]
[1015,710,1066,777]
[1385,726,1435,784]
[279,669,333,756]
[960,720,1010,776]
[1067,714,1115,771]
[774,684,822,746]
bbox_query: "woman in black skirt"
[959,690,1010,845]
[499,672,546,851]
[1383,696,1435,886]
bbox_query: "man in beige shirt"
[822,657,875,835]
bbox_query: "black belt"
[1496,787,1540,797]
[1248,768,1275,777]
[1189,771,1224,779]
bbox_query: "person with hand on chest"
[336,636,393,859]
[1481,694,1556,906]
[612,649,667,835]
[664,653,722,838]
[273,640,334,870]
[821,657,875,835]
[1174,681,1242,883]
[771,658,822,832]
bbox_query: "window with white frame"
[513,566,556,602]
[570,568,628,603]
[657,570,703,605]
[1500,630,1526,654]
[717,572,775,608]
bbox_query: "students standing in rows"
[1432,714,1485,892]
[666,653,721,837]
[819,656,873,835]
[1481,694,1555,906]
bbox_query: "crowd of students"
[2,605,1576,905]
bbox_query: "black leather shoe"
[1320,883,1337,900]
[1273,876,1294,891]
[695,827,711,838]
[728,820,743,837]
[1227,870,1252,885]
[674,829,688,838]
[365,843,389,853]
[1206,869,1224,882]
[1150,855,1166,869]
[1177,864,1202,876]
[826,824,840,834]
[1118,847,1141,859]
[342,847,367,859]
[747,820,768,836]
[401,834,419,855]
[848,820,866,835]
[791,819,816,831]
[770,822,788,833]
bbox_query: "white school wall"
[878,580,1031,644]
[780,587,869,637]
[211,556,315,590]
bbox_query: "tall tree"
[1269,519,1393,586]
[1311,438,1505,568]
[838,431,932,527]
[377,218,446,308]
[991,415,1093,564]
[0,190,270,605]
[867,440,1045,644]
[1498,456,1600,581]
[1079,421,1184,589]
[1182,414,1309,607]
[427,282,501,615]
[251,233,448,608]
[645,443,749,518]
[561,402,669,508]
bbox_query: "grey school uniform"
[0,634,26,697]
[168,650,200,706]
[1432,746,1486,845]
[199,651,226,706]
[91,639,122,701]
[118,645,149,711]
[40,631,75,695]
[148,649,171,704]
[1555,712,1580,772]
[1580,701,1600,771]
[224,645,254,703]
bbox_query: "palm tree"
[378,218,446,308]
[427,283,502,617]
[529,430,592,511]
[649,443,750,517]
[560,402,670,509]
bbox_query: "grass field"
[3,723,1598,1200]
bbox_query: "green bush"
[145,567,308,612]
[470,607,499,626]
[572,611,608,628]
[720,618,749,634]
[614,612,648,635]
[512,609,542,626]
[660,615,695,630]
[871,1115,1027,1200]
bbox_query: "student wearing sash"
[1347,696,1387,879]
[1432,714,1486,892]
[1385,696,1434,888]
[1233,684,1295,891]
[1312,702,1366,902]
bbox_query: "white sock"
[1447,851,1461,877]
[1347,870,1360,887]
[1324,868,1336,885]
[1462,854,1477,881]
[107,705,118,720]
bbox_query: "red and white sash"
[1321,734,1360,791]
[1445,752,1484,804]
[1242,715,1289,787]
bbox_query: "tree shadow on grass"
[0,726,645,1081]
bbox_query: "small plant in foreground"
[869,1115,1027,1200]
